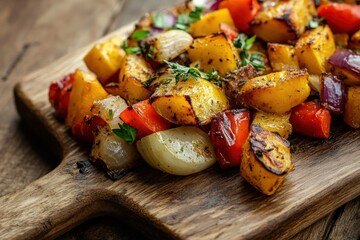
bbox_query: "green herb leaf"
[174,7,204,31]
[153,13,164,28]
[131,30,150,40]
[121,41,141,54]
[143,75,157,88]
[234,34,256,51]
[234,34,265,70]
[164,60,225,86]
[308,17,324,29]
[109,109,113,120]
[112,123,137,144]
[146,45,154,60]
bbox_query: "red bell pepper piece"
[72,115,107,142]
[290,101,331,139]
[211,109,250,169]
[317,3,360,34]
[48,73,74,120]
[120,99,171,139]
[219,0,260,32]
[220,23,239,42]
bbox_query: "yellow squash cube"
[240,125,293,195]
[251,0,316,43]
[267,43,300,72]
[66,70,109,126]
[240,70,310,114]
[150,77,229,125]
[188,33,240,77]
[295,25,336,74]
[344,86,360,128]
[118,54,154,104]
[84,36,126,85]
[252,111,292,138]
[191,8,235,37]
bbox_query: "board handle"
[0,156,113,240]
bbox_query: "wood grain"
[1,1,359,239]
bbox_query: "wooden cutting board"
[0,23,359,240]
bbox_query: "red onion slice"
[329,49,360,76]
[320,73,346,114]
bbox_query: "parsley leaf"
[174,7,204,31]
[234,34,265,70]
[112,123,137,144]
[153,13,164,28]
[131,30,150,40]
[164,60,225,86]
[121,41,141,54]
[308,17,325,29]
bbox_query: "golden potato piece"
[84,36,125,85]
[295,25,336,75]
[240,70,310,114]
[188,33,240,77]
[252,111,292,138]
[66,69,109,127]
[251,0,316,43]
[150,77,229,125]
[118,54,154,104]
[343,86,360,128]
[267,43,300,72]
[240,125,293,195]
[191,8,236,37]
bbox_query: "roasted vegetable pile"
[49,0,360,195]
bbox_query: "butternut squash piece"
[118,54,154,104]
[150,77,229,125]
[66,70,109,127]
[240,70,310,114]
[191,8,235,37]
[252,111,292,138]
[188,33,239,77]
[267,43,300,72]
[251,0,316,43]
[84,36,125,85]
[295,25,336,74]
[240,125,293,195]
[343,86,360,128]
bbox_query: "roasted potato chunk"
[118,54,154,104]
[252,111,292,138]
[251,0,316,43]
[240,70,310,114]
[66,70,109,127]
[349,29,360,51]
[343,86,360,128]
[191,8,236,37]
[295,25,336,74]
[267,43,300,72]
[84,36,126,85]
[240,125,293,195]
[150,77,229,125]
[188,33,240,77]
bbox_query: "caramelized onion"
[329,49,360,76]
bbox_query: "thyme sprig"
[233,34,265,70]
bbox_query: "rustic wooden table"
[0,0,359,239]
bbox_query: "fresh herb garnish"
[146,45,154,60]
[308,17,325,29]
[131,30,150,40]
[143,75,157,88]
[153,13,164,28]
[109,109,113,120]
[121,41,141,54]
[112,123,137,144]
[234,34,256,51]
[164,60,225,86]
[174,6,204,31]
[234,34,265,70]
